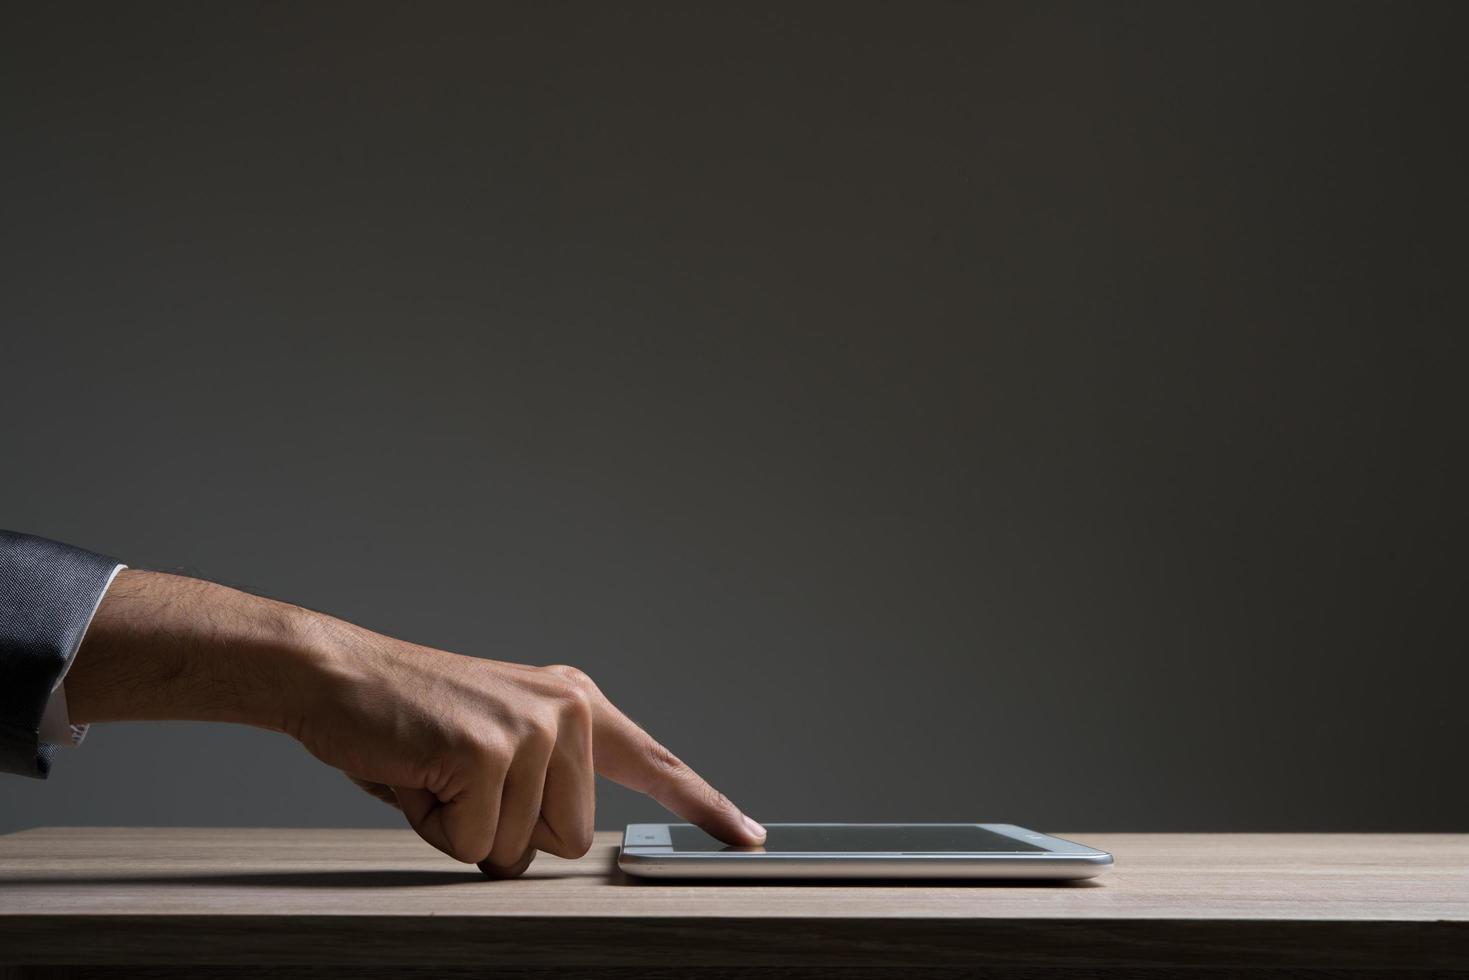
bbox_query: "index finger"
[591,696,766,847]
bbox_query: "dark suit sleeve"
[0,531,121,778]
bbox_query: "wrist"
[267,605,361,741]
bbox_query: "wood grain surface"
[1,827,1465,974]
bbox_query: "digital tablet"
[618,822,1112,880]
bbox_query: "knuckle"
[537,667,599,705]
[468,736,513,773]
[558,680,594,719]
[539,665,597,718]
[564,827,595,858]
[528,710,559,748]
[541,663,594,690]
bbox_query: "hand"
[67,570,765,876]
[295,618,767,874]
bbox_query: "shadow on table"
[4,868,585,889]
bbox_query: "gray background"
[2,2,1465,837]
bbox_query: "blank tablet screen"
[667,824,1046,853]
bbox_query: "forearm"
[66,569,327,733]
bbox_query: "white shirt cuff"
[39,562,125,748]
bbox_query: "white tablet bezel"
[618,822,1113,880]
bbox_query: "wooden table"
[1,828,1465,978]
